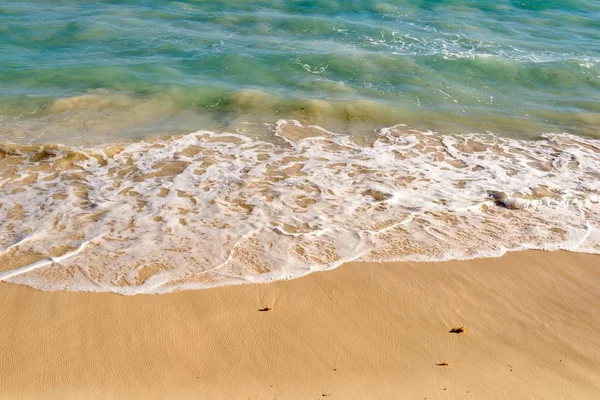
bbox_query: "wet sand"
[1,250,599,399]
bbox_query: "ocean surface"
[1,0,599,294]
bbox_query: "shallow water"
[1,0,599,142]
[2,121,599,293]
[1,1,599,293]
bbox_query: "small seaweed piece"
[449,326,466,334]
[436,362,450,367]
[322,393,331,397]
[258,307,272,312]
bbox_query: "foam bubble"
[1,121,599,294]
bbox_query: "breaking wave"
[1,120,599,294]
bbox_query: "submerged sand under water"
[2,90,600,145]
[1,120,599,294]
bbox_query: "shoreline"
[1,250,599,399]
[4,120,600,295]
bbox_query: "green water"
[2,1,600,293]
[1,0,599,143]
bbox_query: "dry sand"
[1,250,599,399]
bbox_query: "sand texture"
[1,250,599,399]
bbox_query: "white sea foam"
[1,121,599,294]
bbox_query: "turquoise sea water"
[1,0,599,143]
[2,1,600,293]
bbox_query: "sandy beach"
[2,1,600,399]
[1,250,599,399]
